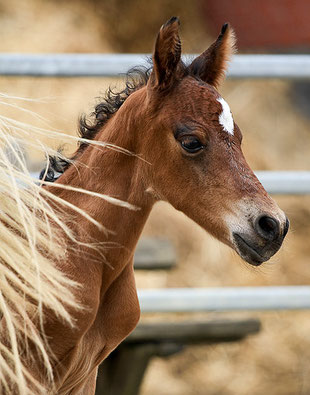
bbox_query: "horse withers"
[35,17,289,394]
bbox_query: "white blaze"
[217,97,234,135]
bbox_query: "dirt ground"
[1,1,310,394]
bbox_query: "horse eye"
[180,136,204,153]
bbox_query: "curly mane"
[40,67,151,181]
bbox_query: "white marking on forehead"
[217,97,234,135]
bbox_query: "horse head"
[127,17,289,266]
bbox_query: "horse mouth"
[233,233,266,266]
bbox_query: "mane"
[0,94,137,393]
[40,67,151,181]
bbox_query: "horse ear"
[188,23,236,88]
[150,16,182,90]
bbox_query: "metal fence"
[29,171,310,195]
[1,54,310,78]
[139,286,310,313]
[3,53,310,313]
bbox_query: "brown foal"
[39,17,288,394]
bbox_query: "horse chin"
[232,233,276,267]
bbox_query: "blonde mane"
[0,94,132,393]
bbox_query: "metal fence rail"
[138,286,310,313]
[30,170,310,195]
[1,54,310,78]
[255,171,310,194]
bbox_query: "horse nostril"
[255,215,280,241]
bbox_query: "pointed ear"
[149,16,182,90]
[188,23,236,88]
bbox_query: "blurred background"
[1,1,310,394]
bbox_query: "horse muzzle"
[233,215,290,266]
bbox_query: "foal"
[40,17,288,394]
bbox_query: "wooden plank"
[134,237,176,270]
[96,318,260,394]
[125,318,261,344]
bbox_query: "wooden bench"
[95,238,261,395]
[133,237,176,271]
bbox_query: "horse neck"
[51,94,154,288]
